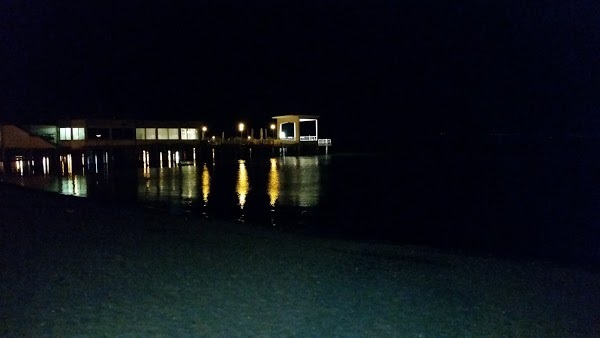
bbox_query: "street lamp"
[270,124,276,139]
[238,123,245,139]
[201,126,207,140]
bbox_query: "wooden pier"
[0,118,332,173]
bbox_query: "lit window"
[72,128,85,140]
[59,128,72,140]
[181,128,198,140]
[145,128,156,140]
[136,128,146,140]
[168,128,179,140]
[157,128,168,140]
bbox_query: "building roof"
[57,119,205,128]
[272,115,320,120]
[1,125,55,149]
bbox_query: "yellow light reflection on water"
[60,154,73,175]
[236,159,249,209]
[180,165,196,199]
[15,157,23,175]
[268,158,279,207]
[202,163,210,205]
[142,150,150,178]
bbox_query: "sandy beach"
[1,183,599,337]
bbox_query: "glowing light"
[238,122,245,139]
[236,160,249,209]
[280,131,286,138]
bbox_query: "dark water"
[3,142,600,265]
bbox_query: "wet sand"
[1,183,599,336]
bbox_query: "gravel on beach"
[1,183,599,336]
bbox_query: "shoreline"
[3,177,598,272]
[1,183,599,336]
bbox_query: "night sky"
[1,1,599,147]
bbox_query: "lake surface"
[3,142,600,265]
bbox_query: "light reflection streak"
[236,159,249,209]
[42,156,49,175]
[180,166,193,198]
[142,150,150,178]
[58,174,86,196]
[268,158,279,207]
[15,157,23,175]
[202,164,210,205]
[277,156,320,207]
[60,154,73,175]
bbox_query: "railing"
[300,135,318,141]
[318,139,332,146]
